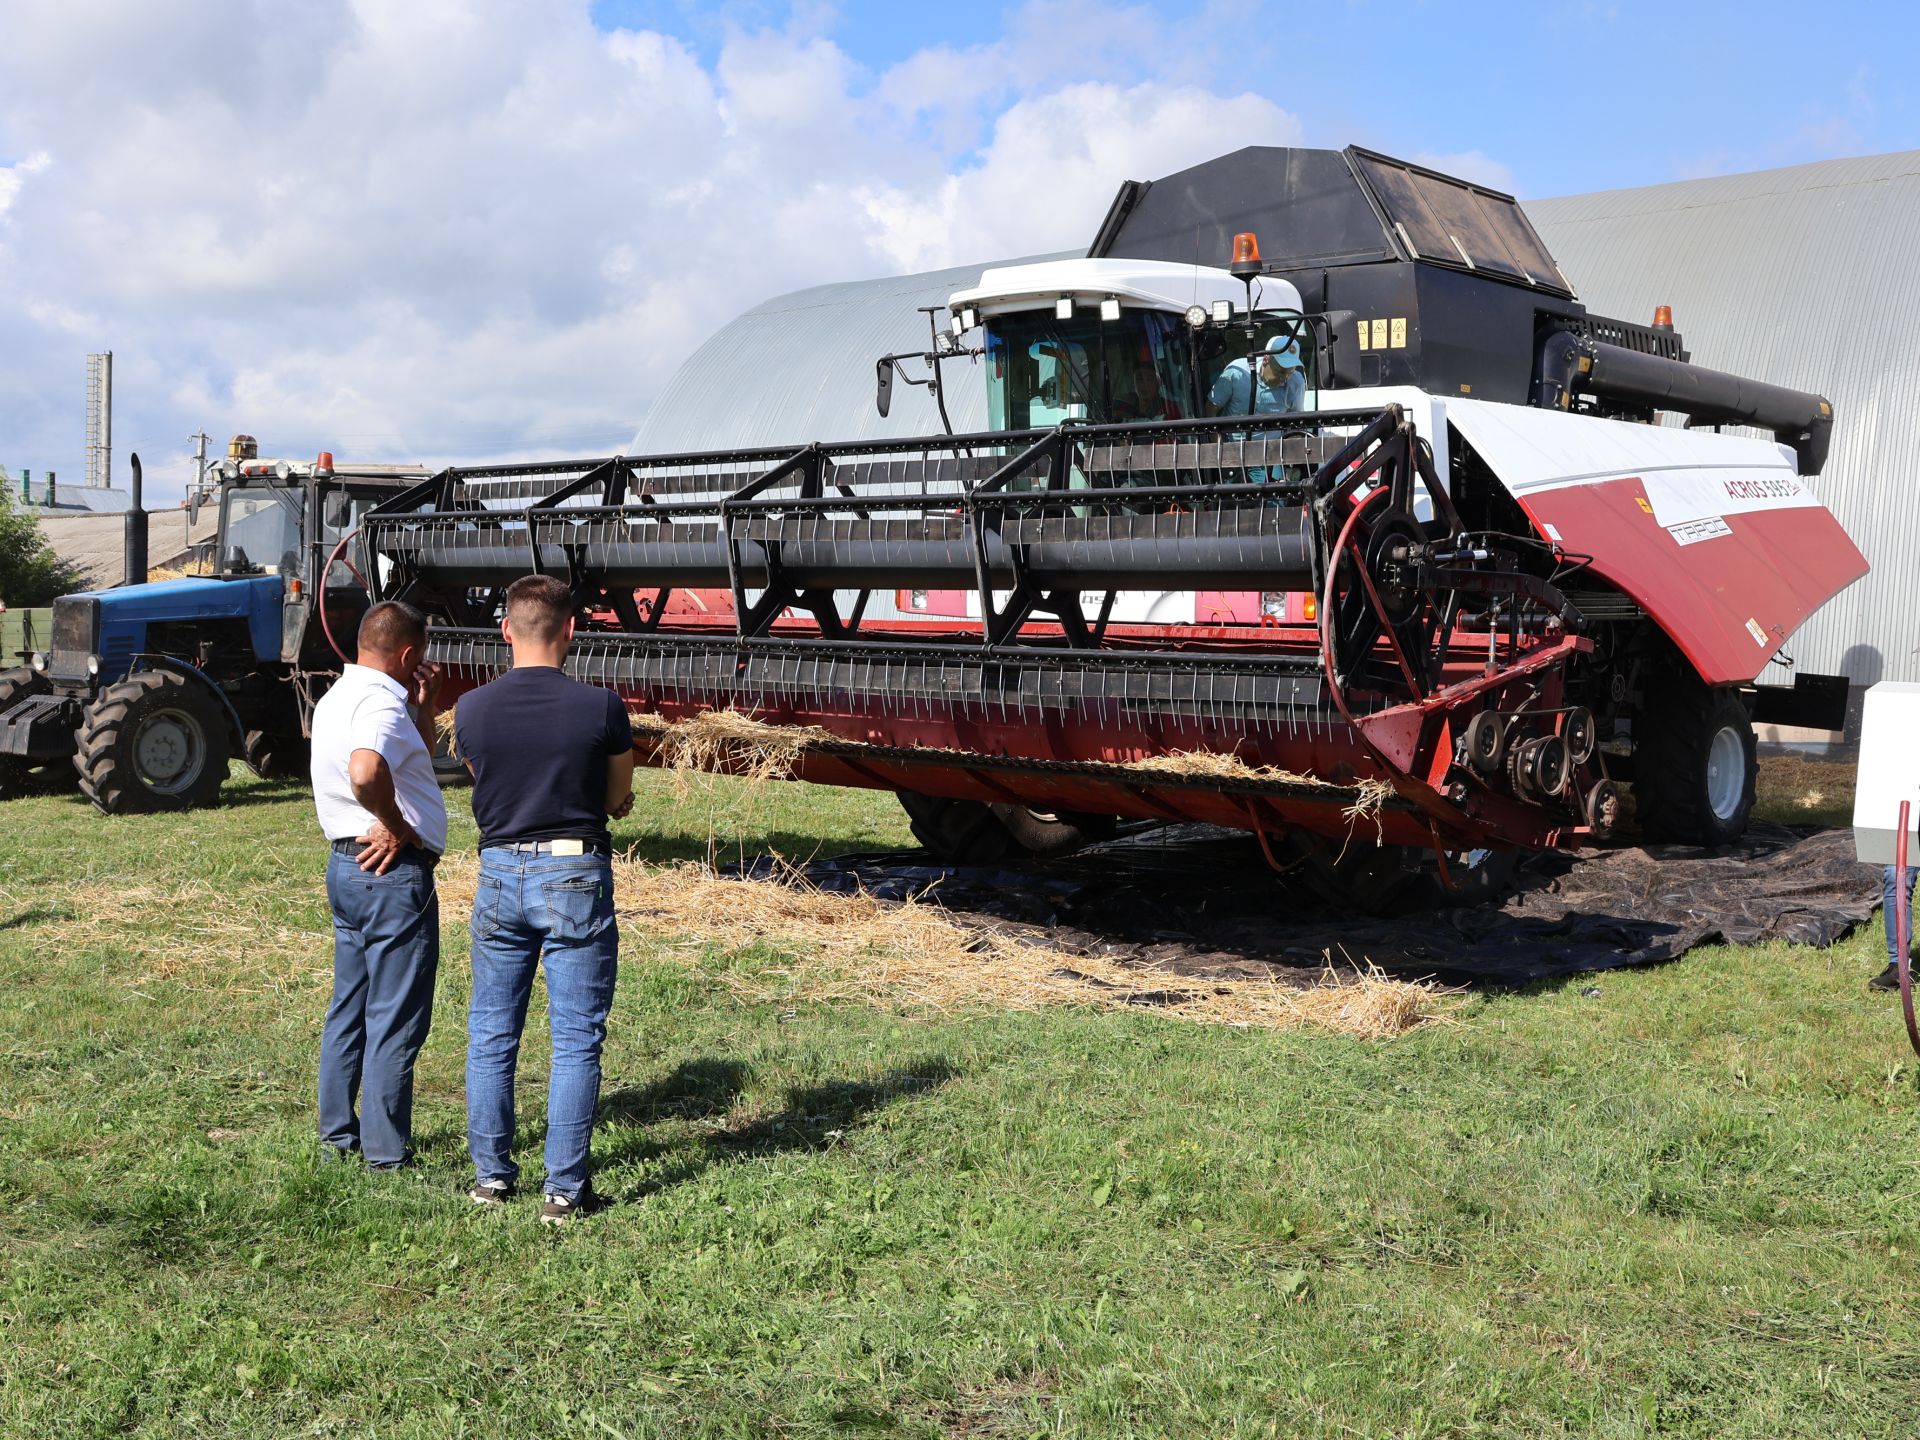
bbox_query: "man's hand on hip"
[356,818,420,875]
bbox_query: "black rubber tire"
[76,669,232,814]
[1633,681,1756,845]
[896,792,1117,864]
[897,792,1024,865]
[244,729,310,781]
[990,804,1118,857]
[0,666,58,800]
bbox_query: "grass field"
[3,765,1918,1438]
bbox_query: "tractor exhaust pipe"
[123,452,148,586]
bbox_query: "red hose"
[320,527,360,663]
[1898,799,1919,1057]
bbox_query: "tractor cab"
[0,447,426,813]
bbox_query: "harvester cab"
[0,445,426,812]
[358,143,1866,901]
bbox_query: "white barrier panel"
[1853,682,1920,863]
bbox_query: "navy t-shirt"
[454,667,634,850]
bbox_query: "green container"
[1,607,51,666]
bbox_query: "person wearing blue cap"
[1208,333,1307,417]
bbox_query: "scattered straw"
[628,710,1398,821]
[634,709,833,796]
[431,850,1457,1038]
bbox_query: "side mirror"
[1315,309,1365,389]
[187,491,205,525]
[874,357,894,418]
[323,491,352,530]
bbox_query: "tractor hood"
[77,575,286,671]
[1445,398,1867,685]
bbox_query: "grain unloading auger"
[365,406,1611,874]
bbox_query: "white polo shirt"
[310,663,449,854]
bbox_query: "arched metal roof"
[1525,151,1920,685]
[631,253,1069,454]
[635,150,1920,682]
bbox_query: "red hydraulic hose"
[1898,799,1919,1058]
[320,527,360,663]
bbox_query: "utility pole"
[187,430,209,554]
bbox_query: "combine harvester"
[362,147,1865,900]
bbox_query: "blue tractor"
[0,453,424,812]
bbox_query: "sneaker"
[540,1187,597,1225]
[469,1178,513,1206]
[1870,963,1904,992]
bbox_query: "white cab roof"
[947,258,1304,319]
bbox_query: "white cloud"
[0,150,50,218]
[0,1,1302,504]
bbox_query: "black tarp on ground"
[734,822,1883,988]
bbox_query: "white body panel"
[947,258,1303,321]
[1444,397,1815,525]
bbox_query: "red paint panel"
[1514,478,1866,684]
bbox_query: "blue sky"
[0,0,1911,498]
[593,0,1914,197]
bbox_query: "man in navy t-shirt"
[454,574,634,1223]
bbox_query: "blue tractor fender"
[129,653,251,757]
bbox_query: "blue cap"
[1264,334,1303,368]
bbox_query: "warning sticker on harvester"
[1667,515,1733,546]
[1746,618,1770,647]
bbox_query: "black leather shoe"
[1869,963,1903,992]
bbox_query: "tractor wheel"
[244,729,310,781]
[76,669,232,814]
[896,792,1113,865]
[0,666,68,801]
[1633,680,1756,846]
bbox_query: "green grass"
[2,769,1918,1438]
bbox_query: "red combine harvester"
[361,147,1865,896]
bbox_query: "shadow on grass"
[611,827,899,867]
[588,1058,958,1202]
[0,904,73,931]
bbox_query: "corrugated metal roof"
[631,254,1072,454]
[1524,150,1920,684]
[634,150,1920,683]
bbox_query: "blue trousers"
[466,850,618,1200]
[318,849,440,1166]
[1886,865,1920,969]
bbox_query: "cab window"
[221,488,304,576]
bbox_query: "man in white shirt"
[310,601,448,1168]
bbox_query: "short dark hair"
[358,599,427,658]
[505,574,574,644]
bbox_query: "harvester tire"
[990,803,1117,857]
[896,793,1114,865]
[76,669,232,814]
[245,729,310,781]
[0,666,71,801]
[898,792,1023,865]
[1633,681,1755,846]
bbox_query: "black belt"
[331,838,443,865]
[487,839,611,856]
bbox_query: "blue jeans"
[466,850,619,1199]
[319,849,441,1166]
[1885,866,1920,968]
